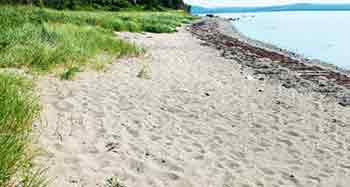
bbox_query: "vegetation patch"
[104,177,125,187]
[60,66,81,80]
[0,72,44,187]
[0,6,193,72]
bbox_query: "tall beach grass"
[0,73,44,187]
[0,6,194,72]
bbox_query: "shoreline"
[189,17,350,106]
[227,15,350,74]
[195,16,350,74]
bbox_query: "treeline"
[0,0,191,11]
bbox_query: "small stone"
[282,83,292,89]
[245,75,254,80]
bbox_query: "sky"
[183,0,350,7]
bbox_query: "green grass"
[60,66,80,80]
[0,72,44,187]
[0,5,194,72]
[104,177,124,187]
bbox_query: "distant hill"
[191,3,350,14]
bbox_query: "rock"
[282,83,293,89]
[206,14,215,18]
[245,75,254,80]
[338,96,350,107]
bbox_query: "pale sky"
[184,0,350,7]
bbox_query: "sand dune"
[37,27,350,187]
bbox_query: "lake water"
[216,11,350,70]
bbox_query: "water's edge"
[215,12,350,71]
[225,16,350,74]
[189,17,350,106]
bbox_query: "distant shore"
[189,17,350,106]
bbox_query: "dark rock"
[282,83,293,89]
[338,96,350,107]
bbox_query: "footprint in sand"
[53,100,74,112]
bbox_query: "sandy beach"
[37,20,350,187]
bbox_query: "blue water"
[216,11,350,70]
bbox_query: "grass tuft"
[60,66,81,80]
[104,177,125,187]
[0,72,44,187]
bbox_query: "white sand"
[37,27,350,187]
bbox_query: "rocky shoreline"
[189,18,350,106]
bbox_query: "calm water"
[216,11,350,70]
